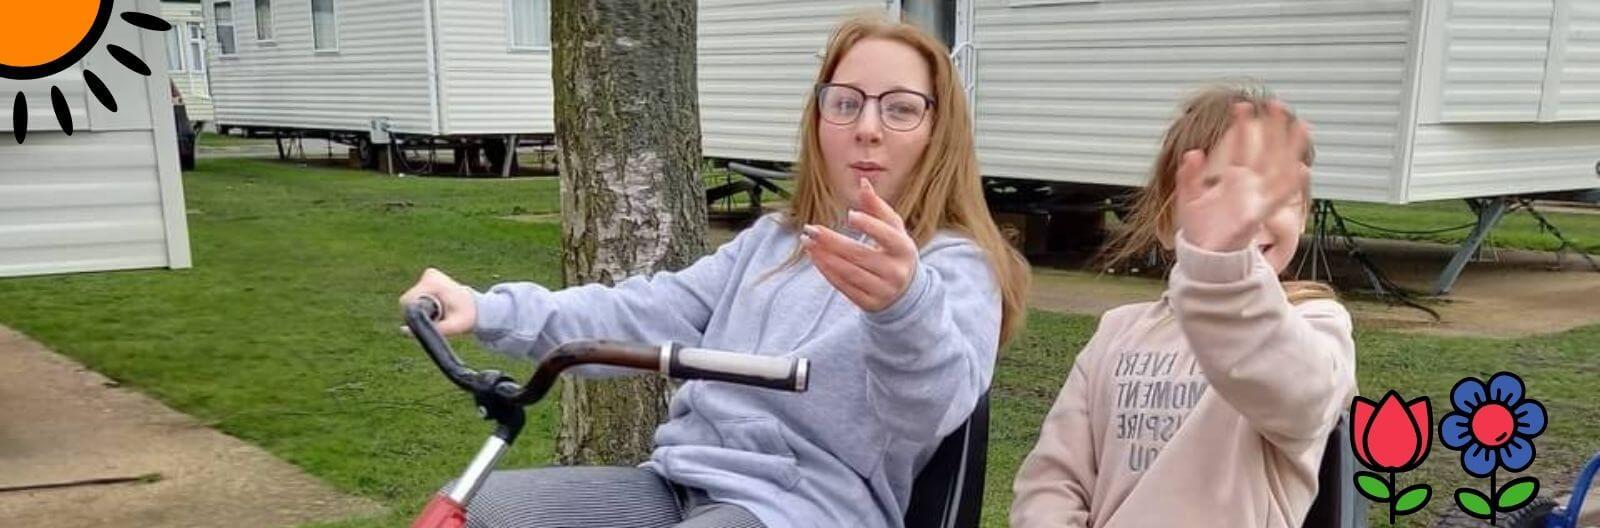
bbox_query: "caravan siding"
[0,132,172,277]
[204,0,437,134]
[5,71,89,138]
[1547,0,1600,121]
[1407,123,1600,201]
[1428,0,1554,123]
[0,0,189,277]
[1407,0,1600,202]
[970,0,1415,203]
[698,0,884,163]
[433,0,555,135]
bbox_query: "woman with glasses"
[399,13,1029,528]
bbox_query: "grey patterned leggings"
[460,466,767,528]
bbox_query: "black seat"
[1303,416,1368,528]
[904,392,990,528]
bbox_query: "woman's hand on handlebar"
[399,268,478,337]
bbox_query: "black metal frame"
[1300,200,1441,320]
[904,392,989,528]
[1304,416,1368,528]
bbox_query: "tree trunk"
[551,0,706,465]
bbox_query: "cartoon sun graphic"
[0,1,171,143]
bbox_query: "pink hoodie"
[1011,234,1358,528]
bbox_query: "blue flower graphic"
[1439,372,1546,477]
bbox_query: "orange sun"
[0,1,170,143]
[0,1,104,70]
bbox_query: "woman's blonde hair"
[779,13,1031,344]
[1099,79,1335,304]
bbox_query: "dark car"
[171,81,196,170]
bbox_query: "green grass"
[0,159,1595,527]
[1334,200,1600,255]
[197,132,267,147]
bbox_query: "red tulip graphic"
[1354,391,1433,470]
[1351,391,1434,524]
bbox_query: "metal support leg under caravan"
[1433,197,1511,295]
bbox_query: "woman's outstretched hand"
[399,268,478,336]
[801,178,920,312]
[1175,100,1311,253]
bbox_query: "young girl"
[400,15,1030,528]
[1010,82,1357,527]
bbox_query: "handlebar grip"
[406,296,475,391]
[667,346,809,392]
[414,295,444,322]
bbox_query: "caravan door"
[898,0,975,106]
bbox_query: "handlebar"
[403,296,809,409]
[406,296,479,392]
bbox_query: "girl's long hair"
[780,13,1032,343]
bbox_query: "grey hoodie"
[471,213,1002,528]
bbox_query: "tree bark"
[551,0,706,465]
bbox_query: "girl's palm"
[1176,101,1311,252]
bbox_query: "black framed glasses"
[816,83,935,132]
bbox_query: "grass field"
[1333,199,1600,256]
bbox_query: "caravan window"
[214,2,237,55]
[508,0,550,49]
[312,0,337,51]
[166,26,185,71]
[188,23,207,72]
[254,0,274,41]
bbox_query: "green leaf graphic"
[1456,488,1493,518]
[1495,478,1539,511]
[1355,472,1391,501]
[1396,485,1432,515]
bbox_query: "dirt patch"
[0,326,385,528]
[1533,200,1600,216]
[1320,238,1600,338]
[1028,268,1165,317]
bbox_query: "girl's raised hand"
[800,178,920,312]
[1175,100,1311,253]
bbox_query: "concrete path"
[0,326,384,528]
